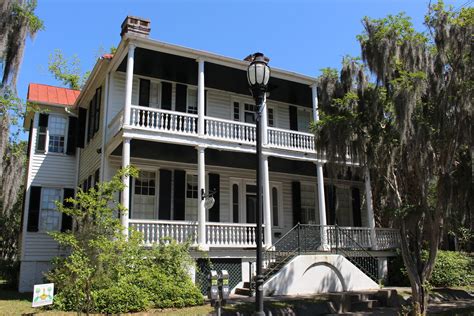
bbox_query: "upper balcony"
[107,105,319,160]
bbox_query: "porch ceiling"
[116,48,313,107]
[111,140,318,176]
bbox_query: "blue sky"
[17,0,462,116]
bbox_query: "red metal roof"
[27,83,80,107]
[101,53,114,59]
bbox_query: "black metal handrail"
[330,225,379,282]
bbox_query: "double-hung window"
[39,188,62,232]
[48,116,67,153]
[187,89,198,114]
[133,171,156,219]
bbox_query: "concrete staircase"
[326,289,400,315]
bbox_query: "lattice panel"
[196,258,242,295]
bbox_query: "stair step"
[351,299,379,312]
[234,287,253,296]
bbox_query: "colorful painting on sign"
[32,283,54,307]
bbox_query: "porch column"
[262,154,272,247]
[121,137,131,236]
[364,167,378,249]
[311,83,328,249]
[123,44,135,127]
[197,146,208,249]
[197,58,205,136]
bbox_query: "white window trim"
[131,168,159,220]
[270,182,283,228]
[186,87,198,114]
[39,187,63,233]
[45,114,69,155]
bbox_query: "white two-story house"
[19,16,399,294]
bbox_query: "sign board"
[32,283,54,307]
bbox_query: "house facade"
[19,16,399,293]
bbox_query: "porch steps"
[327,290,400,314]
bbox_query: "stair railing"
[330,225,380,282]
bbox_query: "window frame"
[131,169,158,220]
[38,187,63,233]
[44,114,69,155]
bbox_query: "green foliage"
[48,49,88,90]
[47,167,203,313]
[11,0,44,36]
[388,250,474,287]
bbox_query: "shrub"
[47,168,204,313]
[388,250,473,287]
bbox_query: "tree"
[47,167,203,313]
[48,49,90,90]
[0,0,42,271]
[313,3,472,315]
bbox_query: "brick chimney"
[121,16,151,38]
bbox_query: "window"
[187,89,198,114]
[272,187,279,226]
[48,116,67,153]
[268,108,274,127]
[186,174,198,199]
[244,103,257,123]
[301,184,316,224]
[86,87,102,142]
[133,171,156,219]
[233,102,240,121]
[39,188,62,232]
[232,184,239,223]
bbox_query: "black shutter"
[351,187,362,227]
[77,108,87,148]
[87,99,94,142]
[37,113,49,151]
[158,169,172,219]
[291,181,301,225]
[94,169,100,187]
[26,119,33,158]
[66,117,77,155]
[208,173,220,222]
[94,87,101,133]
[128,176,133,219]
[289,106,298,131]
[161,82,172,110]
[61,188,75,232]
[325,184,336,225]
[173,170,186,220]
[175,84,187,112]
[27,186,42,232]
[139,79,150,107]
[204,90,208,115]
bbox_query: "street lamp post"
[246,52,270,316]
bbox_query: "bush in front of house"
[388,250,473,288]
[46,167,204,314]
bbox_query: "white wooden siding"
[207,90,231,120]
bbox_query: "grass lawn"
[0,288,330,315]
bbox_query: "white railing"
[205,117,256,144]
[325,226,373,249]
[130,105,198,135]
[107,109,124,141]
[129,219,198,245]
[206,222,260,247]
[268,127,315,152]
[375,228,400,250]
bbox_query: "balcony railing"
[268,127,315,152]
[129,219,198,245]
[206,222,259,247]
[112,105,318,153]
[129,218,400,250]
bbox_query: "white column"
[197,58,205,136]
[261,93,268,145]
[311,83,328,248]
[123,44,135,127]
[197,146,208,249]
[262,154,272,247]
[121,137,131,236]
[365,167,378,249]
